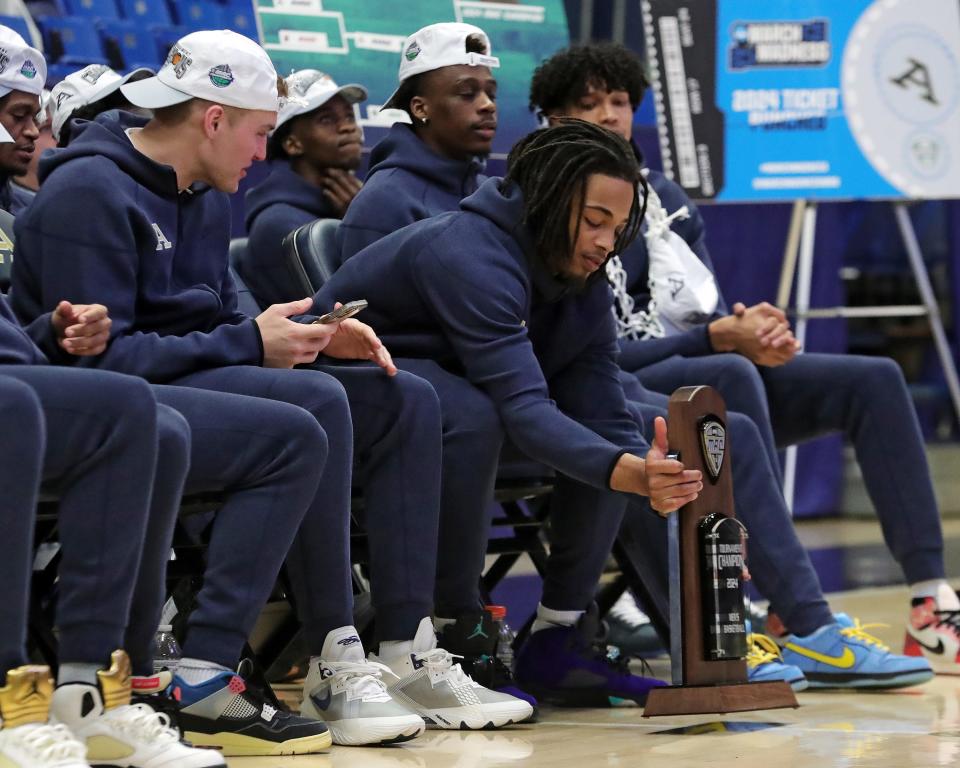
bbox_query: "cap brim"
[89,67,155,107]
[120,76,192,109]
[275,84,369,130]
[381,85,402,111]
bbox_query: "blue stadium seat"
[0,15,33,42]
[62,0,120,20]
[223,0,257,40]
[169,0,225,31]
[99,19,161,70]
[118,0,172,27]
[45,62,76,86]
[150,24,188,62]
[38,16,109,65]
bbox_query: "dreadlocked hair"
[504,119,647,285]
[529,42,649,116]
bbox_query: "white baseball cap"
[275,69,367,131]
[121,29,279,112]
[0,25,47,100]
[50,64,155,140]
[382,22,498,110]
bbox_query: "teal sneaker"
[780,614,934,689]
[746,633,808,692]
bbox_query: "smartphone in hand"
[313,300,368,324]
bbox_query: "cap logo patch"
[208,64,234,88]
[405,41,421,61]
[81,64,111,85]
[20,59,36,79]
[56,92,72,108]
[167,45,193,79]
[0,49,10,75]
[295,71,331,95]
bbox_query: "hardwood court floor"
[227,583,960,768]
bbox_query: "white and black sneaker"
[170,660,330,756]
[301,626,425,746]
[372,618,532,730]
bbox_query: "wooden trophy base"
[643,681,798,718]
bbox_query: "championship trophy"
[643,386,799,716]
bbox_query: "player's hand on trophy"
[610,417,703,515]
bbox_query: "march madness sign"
[642,0,960,201]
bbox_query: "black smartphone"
[313,300,368,324]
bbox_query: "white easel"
[775,200,960,512]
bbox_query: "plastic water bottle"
[486,605,515,670]
[154,624,182,675]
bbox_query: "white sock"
[530,603,583,635]
[175,658,231,685]
[57,662,100,686]
[911,579,960,611]
[377,639,414,659]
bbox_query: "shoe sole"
[183,728,332,756]
[802,669,935,688]
[409,702,533,730]
[326,718,426,746]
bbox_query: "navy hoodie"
[315,177,647,490]
[0,292,55,365]
[616,158,728,371]
[243,161,339,306]
[0,177,35,215]
[336,122,486,263]
[11,112,263,384]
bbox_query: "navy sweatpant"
[396,359,503,615]
[172,362,441,649]
[632,352,945,584]
[0,366,159,674]
[124,385,327,673]
[619,375,834,635]
[0,375,44,683]
[399,359,632,615]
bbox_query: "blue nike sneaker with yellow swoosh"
[780,614,933,689]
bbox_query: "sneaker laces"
[746,633,784,669]
[839,618,891,651]
[607,591,652,629]
[326,661,393,701]
[414,648,475,687]
[11,723,87,761]
[104,702,182,746]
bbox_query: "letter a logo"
[153,223,173,251]
[890,57,939,105]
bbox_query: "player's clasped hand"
[645,416,703,515]
[256,297,340,368]
[51,300,112,356]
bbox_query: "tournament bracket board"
[253,0,569,157]
[642,0,960,202]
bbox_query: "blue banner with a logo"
[643,0,960,202]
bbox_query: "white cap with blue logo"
[0,26,47,143]
[121,29,279,112]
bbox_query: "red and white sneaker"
[904,596,960,674]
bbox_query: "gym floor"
[229,519,960,768]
